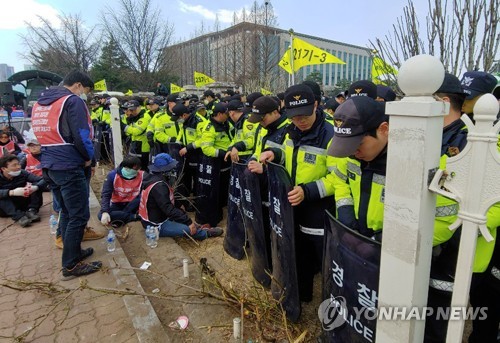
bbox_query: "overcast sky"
[0,0,429,73]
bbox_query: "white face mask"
[80,93,88,101]
[8,170,21,177]
[177,119,185,124]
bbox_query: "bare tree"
[101,0,175,90]
[20,13,101,75]
[370,0,499,87]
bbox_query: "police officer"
[122,100,151,169]
[260,84,336,302]
[152,93,182,153]
[202,90,218,116]
[196,102,233,227]
[172,102,207,211]
[225,100,257,163]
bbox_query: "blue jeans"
[98,198,139,223]
[158,220,207,240]
[46,168,90,269]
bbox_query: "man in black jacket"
[0,155,46,227]
[138,153,222,239]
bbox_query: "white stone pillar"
[376,55,448,343]
[429,93,500,342]
[109,97,123,168]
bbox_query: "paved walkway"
[0,192,169,343]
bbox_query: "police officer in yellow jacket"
[195,102,234,227]
[172,102,207,210]
[260,84,336,302]
[328,93,499,342]
[122,100,151,169]
[152,94,182,151]
[224,100,257,163]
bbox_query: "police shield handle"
[247,160,264,174]
[259,151,275,164]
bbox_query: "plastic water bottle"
[145,226,153,247]
[49,215,58,235]
[150,226,159,248]
[107,230,116,252]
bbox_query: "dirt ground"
[91,162,323,342]
[90,161,474,343]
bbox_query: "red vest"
[31,95,93,146]
[138,181,175,224]
[25,153,42,176]
[111,171,144,203]
[0,140,15,157]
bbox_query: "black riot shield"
[223,163,246,260]
[267,162,301,322]
[235,162,272,287]
[195,155,222,227]
[321,211,381,343]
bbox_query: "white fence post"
[109,97,123,168]
[428,93,500,342]
[376,55,447,342]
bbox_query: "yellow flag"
[279,37,345,73]
[170,83,185,93]
[124,89,133,96]
[372,57,398,84]
[194,71,215,87]
[94,79,107,92]
[260,88,272,95]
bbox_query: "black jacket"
[140,173,192,227]
[0,170,46,199]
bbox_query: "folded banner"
[267,161,301,322]
[194,71,215,88]
[321,211,381,343]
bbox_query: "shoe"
[82,226,105,241]
[79,247,94,262]
[55,236,63,249]
[61,261,102,281]
[17,216,32,227]
[202,226,223,238]
[25,209,41,222]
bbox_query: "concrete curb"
[89,187,171,342]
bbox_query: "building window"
[353,54,358,81]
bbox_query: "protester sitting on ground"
[21,139,43,177]
[138,153,223,240]
[0,130,21,157]
[0,155,46,227]
[98,156,143,227]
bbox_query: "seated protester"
[138,153,223,239]
[0,130,21,157]
[98,156,143,227]
[21,139,43,177]
[0,124,25,144]
[0,155,46,227]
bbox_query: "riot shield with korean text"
[194,155,222,227]
[321,211,381,343]
[235,162,272,287]
[223,163,246,260]
[267,162,300,322]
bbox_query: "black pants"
[0,190,43,220]
[178,164,197,208]
[469,272,500,343]
[296,229,324,302]
[424,273,485,343]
